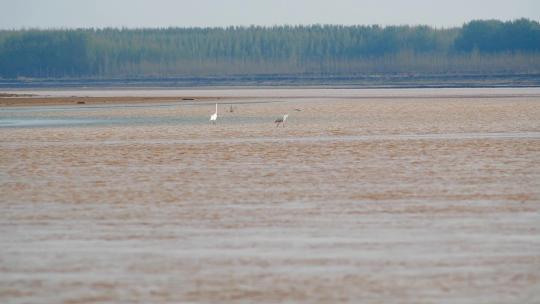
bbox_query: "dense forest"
[0,19,539,78]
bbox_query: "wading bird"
[274,114,289,127]
[210,103,218,124]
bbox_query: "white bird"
[210,103,218,124]
[274,114,289,127]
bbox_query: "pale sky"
[0,0,539,29]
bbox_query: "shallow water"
[1,88,540,303]
[0,99,286,128]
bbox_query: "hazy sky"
[1,0,539,29]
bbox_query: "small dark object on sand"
[77,101,86,104]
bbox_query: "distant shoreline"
[1,73,540,90]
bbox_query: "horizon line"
[1,17,538,31]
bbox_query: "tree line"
[0,19,539,78]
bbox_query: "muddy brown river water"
[1,88,540,303]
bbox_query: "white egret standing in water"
[210,103,218,124]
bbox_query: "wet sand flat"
[1,88,540,303]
